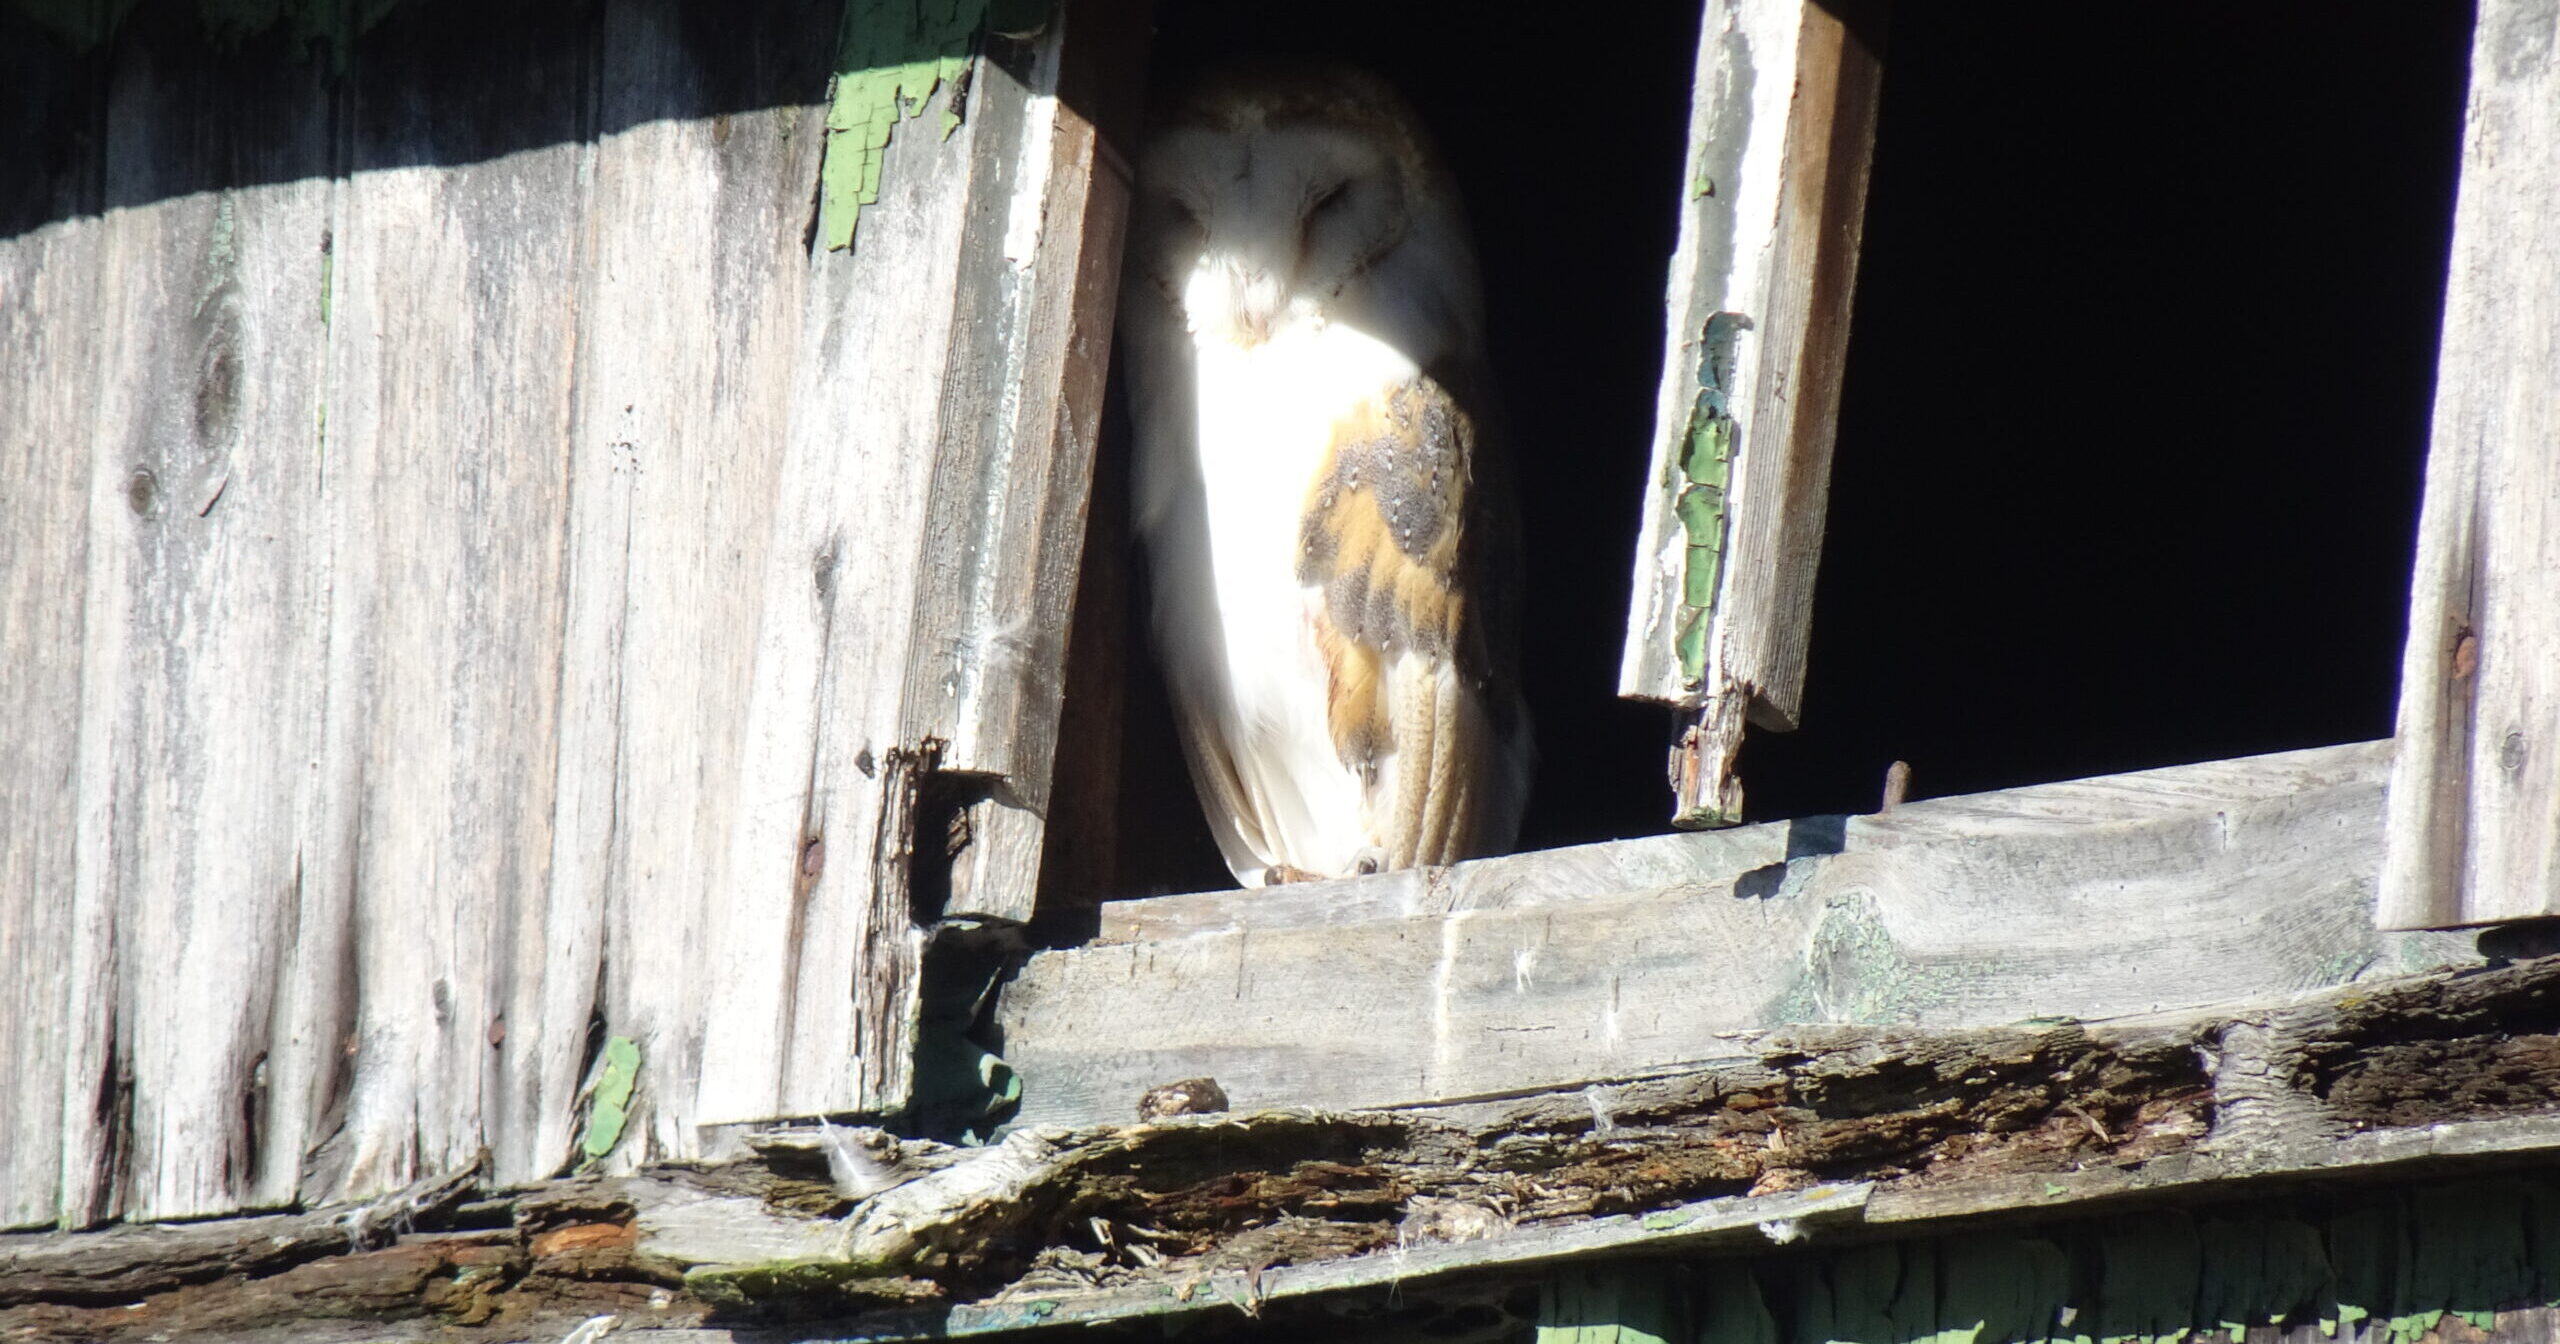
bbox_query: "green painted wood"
[1539,1265,1688,1344]
[1517,1180,2560,1344]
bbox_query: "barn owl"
[1120,64,1532,887]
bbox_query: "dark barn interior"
[1093,1,2479,899]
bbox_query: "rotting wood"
[9,955,2560,1342]
[1619,0,1886,827]
[697,4,1138,1128]
[999,741,2473,1129]
[2378,0,2560,931]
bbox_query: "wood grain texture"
[1,0,1129,1226]
[1713,0,1881,734]
[998,741,2475,1129]
[692,58,981,1126]
[1619,0,1884,825]
[304,0,595,1208]
[1621,0,1882,709]
[0,39,106,1232]
[8,955,2560,1341]
[59,37,339,1226]
[559,0,835,1175]
[918,12,1133,925]
[697,12,1131,1120]
[2379,0,2560,930]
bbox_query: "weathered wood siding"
[0,0,1126,1228]
[998,741,2474,1128]
[2379,0,2560,930]
[1619,0,1883,825]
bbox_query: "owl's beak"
[1187,257,1284,349]
[1224,262,1283,348]
[1233,300,1273,346]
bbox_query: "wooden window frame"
[986,0,2552,1125]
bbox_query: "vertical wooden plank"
[1618,0,1885,826]
[562,0,835,1170]
[302,3,593,1202]
[904,7,1136,924]
[51,33,336,1224]
[696,30,991,1126]
[0,29,104,1231]
[1538,1265,1692,1343]
[2380,0,2560,930]
[700,0,1141,1121]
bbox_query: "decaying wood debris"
[7,953,2560,1343]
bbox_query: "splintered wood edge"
[890,1113,2560,1339]
[12,954,2560,1340]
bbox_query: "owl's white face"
[1135,121,1411,349]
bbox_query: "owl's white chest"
[1190,317,1413,683]
[1189,319,1415,603]
[1142,316,1418,875]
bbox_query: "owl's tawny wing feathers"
[1299,374,1523,867]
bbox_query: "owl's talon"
[1265,864,1325,886]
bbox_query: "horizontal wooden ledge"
[999,739,2479,1130]
[9,953,2560,1341]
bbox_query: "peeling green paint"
[1908,1238,2070,1344]
[579,1035,641,1161]
[2408,1183,2532,1331]
[1543,1183,2560,1344]
[2195,1219,2328,1338]
[818,0,988,252]
[2093,1216,2202,1344]
[1673,312,1747,688]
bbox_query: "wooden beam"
[997,741,2473,1129]
[2379,0,2560,930]
[15,955,2560,1341]
[1618,0,1886,826]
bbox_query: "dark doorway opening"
[1071,1,2476,907]
[1745,3,2476,819]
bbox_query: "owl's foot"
[1264,864,1328,885]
